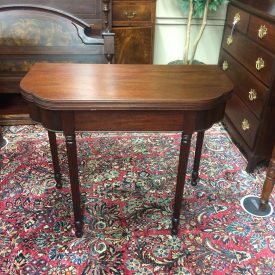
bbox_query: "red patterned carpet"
[0,124,274,274]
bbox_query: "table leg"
[259,145,275,211]
[64,133,83,237]
[191,131,204,186]
[48,131,62,189]
[172,133,192,235]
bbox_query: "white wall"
[153,0,229,64]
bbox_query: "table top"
[20,63,233,111]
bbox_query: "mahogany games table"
[20,63,233,237]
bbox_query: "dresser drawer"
[226,94,260,148]
[226,5,249,34]
[112,3,152,26]
[220,50,268,119]
[248,15,275,54]
[222,26,274,86]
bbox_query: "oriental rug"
[0,123,274,275]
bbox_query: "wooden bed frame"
[0,1,114,125]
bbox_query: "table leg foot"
[55,173,62,189]
[171,218,179,235]
[259,199,268,212]
[75,220,83,238]
[191,171,198,186]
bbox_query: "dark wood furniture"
[0,1,114,125]
[20,63,233,237]
[219,0,275,172]
[112,0,156,64]
[0,126,6,148]
[259,144,275,211]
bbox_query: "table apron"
[29,104,226,133]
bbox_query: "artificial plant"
[177,0,226,64]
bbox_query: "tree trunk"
[183,0,193,64]
[190,0,210,64]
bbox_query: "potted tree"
[174,0,228,64]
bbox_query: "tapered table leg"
[48,131,62,188]
[191,131,204,186]
[172,133,192,235]
[64,133,83,237]
[259,145,275,211]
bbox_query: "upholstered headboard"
[0,1,114,123]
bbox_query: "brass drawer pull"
[256,58,265,71]
[227,13,241,46]
[222,60,229,71]
[258,25,268,39]
[229,12,241,46]
[227,35,233,45]
[123,10,137,20]
[242,119,250,131]
[248,89,257,101]
[233,13,241,24]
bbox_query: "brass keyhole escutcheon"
[249,89,257,101]
[256,58,265,71]
[222,60,229,71]
[258,25,268,39]
[242,119,250,131]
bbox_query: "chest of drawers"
[219,0,275,172]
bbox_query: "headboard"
[0,1,114,124]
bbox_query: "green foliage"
[177,0,226,17]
